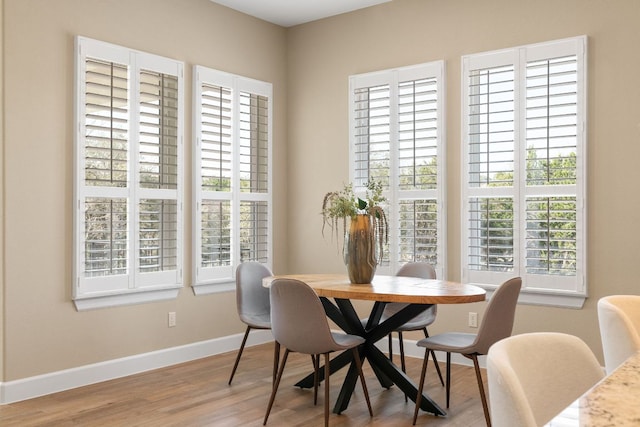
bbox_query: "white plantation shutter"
[238,90,270,262]
[462,36,587,307]
[349,61,446,277]
[353,83,391,187]
[74,37,184,309]
[84,58,129,187]
[83,58,129,286]
[524,53,580,281]
[193,66,272,293]
[195,75,234,282]
[466,60,517,275]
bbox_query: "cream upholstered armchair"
[487,332,604,427]
[598,295,640,374]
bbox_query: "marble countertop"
[546,351,640,426]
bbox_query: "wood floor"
[0,343,488,426]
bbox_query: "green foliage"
[321,180,389,254]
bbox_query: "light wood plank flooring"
[0,343,488,426]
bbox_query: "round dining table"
[264,273,486,417]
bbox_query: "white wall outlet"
[468,312,478,328]
[168,311,177,327]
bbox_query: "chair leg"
[352,347,373,417]
[470,354,491,427]
[324,353,331,427]
[422,328,445,387]
[388,333,393,362]
[228,326,251,385]
[399,331,406,373]
[312,354,320,405]
[273,341,280,386]
[446,352,451,408]
[412,348,430,425]
[398,331,409,402]
[263,349,290,425]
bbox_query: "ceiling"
[209,0,392,27]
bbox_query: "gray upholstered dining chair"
[228,261,276,385]
[263,278,373,427]
[597,295,640,374]
[487,332,604,427]
[412,277,522,427]
[362,262,444,386]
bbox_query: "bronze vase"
[344,214,377,284]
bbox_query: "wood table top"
[263,273,486,305]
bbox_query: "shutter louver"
[240,201,269,262]
[139,199,178,273]
[84,58,129,187]
[353,85,391,188]
[200,84,232,192]
[468,65,515,188]
[526,56,578,186]
[200,200,232,268]
[239,92,269,193]
[139,70,179,190]
[525,196,577,275]
[468,197,514,272]
[398,199,438,264]
[398,78,438,190]
[84,198,128,277]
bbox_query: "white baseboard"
[0,329,273,404]
[0,331,475,405]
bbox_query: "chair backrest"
[396,262,436,280]
[391,262,438,320]
[473,277,522,355]
[235,262,272,323]
[269,278,339,355]
[598,295,640,374]
[487,332,604,427]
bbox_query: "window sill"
[73,286,182,311]
[479,284,587,309]
[191,280,235,296]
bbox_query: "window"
[192,66,272,294]
[461,36,587,307]
[349,62,446,277]
[73,37,184,310]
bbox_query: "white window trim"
[73,36,184,310]
[461,36,587,308]
[192,66,273,295]
[349,61,447,277]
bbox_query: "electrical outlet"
[468,312,478,328]
[168,311,177,327]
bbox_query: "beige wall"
[1,0,5,382]
[285,0,640,361]
[1,0,288,381]
[2,0,640,386]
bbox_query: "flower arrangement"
[321,180,389,260]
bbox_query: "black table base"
[294,297,446,417]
